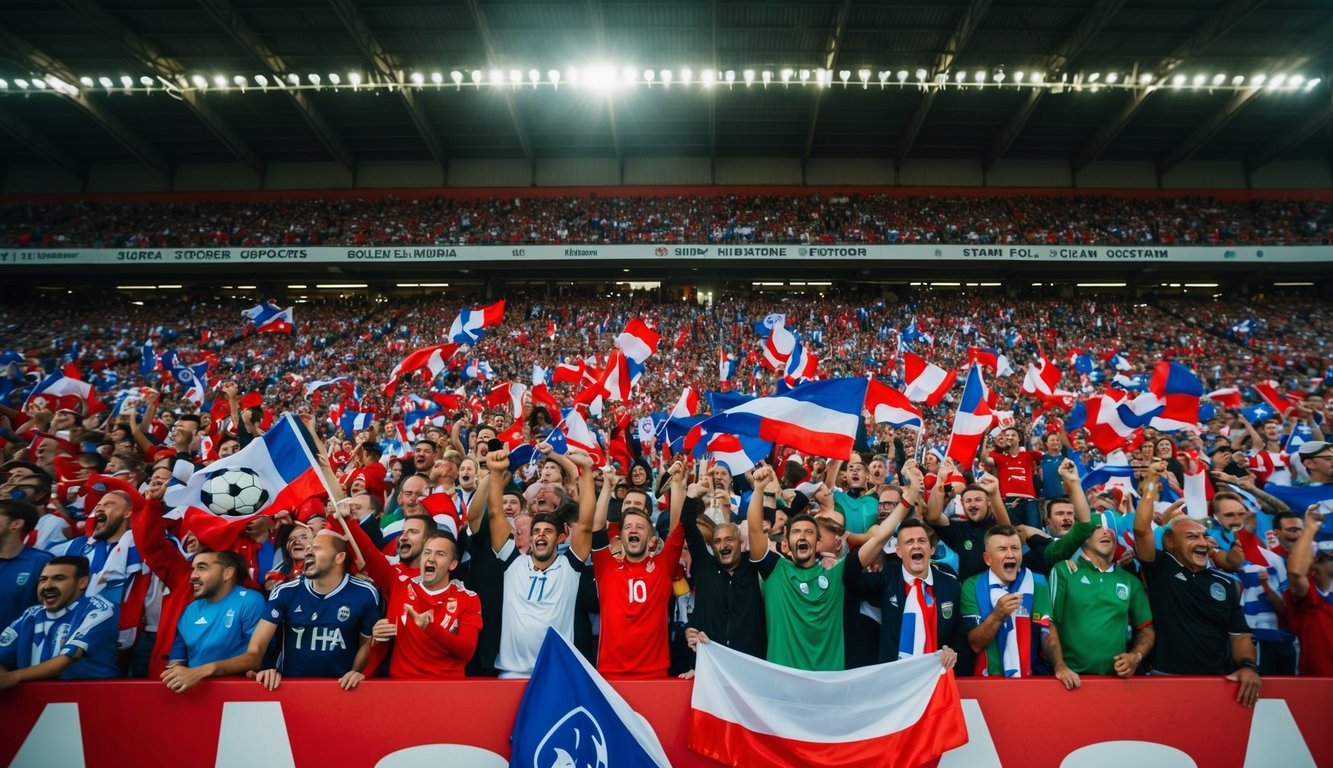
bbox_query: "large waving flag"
[164,414,329,551]
[1205,387,1243,409]
[902,352,955,406]
[699,433,773,476]
[1021,357,1075,412]
[688,378,867,459]
[383,342,460,396]
[1067,392,1139,453]
[614,318,661,364]
[690,641,966,768]
[513,628,670,768]
[258,306,294,334]
[559,409,605,466]
[340,409,374,438]
[718,350,735,382]
[783,341,818,387]
[752,313,785,336]
[585,350,643,403]
[762,318,797,370]
[448,299,506,345]
[486,382,527,418]
[1254,380,1298,417]
[945,364,994,466]
[967,347,1013,378]
[24,372,103,415]
[866,379,923,429]
[552,358,585,385]
[670,386,699,418]
[1149,361,1205,398]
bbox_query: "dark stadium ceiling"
[0,0,1330,179]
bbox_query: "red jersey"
[592,524,686,679]
[384,578,482,679]
[1285,585,1333,676]
[990,450,1041,498]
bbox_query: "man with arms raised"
[484,446,595,677]
[844,463,961,669]
[593,459,686,679]
[1133,459,1260,707]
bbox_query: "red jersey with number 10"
[593,524,685,679]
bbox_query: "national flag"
[782,341,818,387]
[689,640,966,768]
[257,306,294,334]
[139,340,158,378]
[687,378,867,459]
[586,350,642,403]
[164,414,329,551]
[967,347,1014,378]
[945,364,994,466]
[383,342,460,396]
[615,318,661,364]
[901,317,920,345]
[751,313,785,336]
[1205,388,1243,409]
[531,364,549,387]
[1148,361,1205,398]
[559,409,605,466]
[902,352,955,407]
[1080,450,1139,501]
[486,382,527,418]
[699,433,772,476]
[530,382,561,423]
[762,318,797,370]
[1070,349,1093,375]
[552,358,584,385]
[866,380,923,429]
[1241,401,1278,423]
[673,327,690,351]
[718,350,735,382]
[513,628,670,768]
[462,358,495,382]
[670,386,699,418]
[340,410,374,438]
[707,390,754,414]
[1254,380,1298,416]
[24,372,103,415]
[1102,349,1132,372]
[448,299,506,345]
[1068,394,1139,453]
[303,376,347,397]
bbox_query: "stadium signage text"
[0,243,1328,266]
[0,678,1328,768]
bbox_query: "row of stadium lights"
[0,67,1324,95]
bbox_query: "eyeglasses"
[878,500,900,508]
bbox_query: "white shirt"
[494,540,585,678]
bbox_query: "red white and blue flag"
[690,640,966,768]
[1067,391,1139,453]
[687,378,866,459]
[242,301,294,334]
[383,342,460,396]
[945,364,994,466]
[902,352,955,407]
[762,318,797,370]
[700,433,773,476]
[449,299,506,345]
[615,318,661,364]
[1254,379,1299,417]
[1021,357,1075,411]
[866,380,923,429]
[719,350,735,382]
[671,386,700,418]
[967,347,1014,378]
[24,372,103,415]
[782,341,818,387]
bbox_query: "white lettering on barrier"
[1060,742,1196,768]
[11,702,85,768]
[1243,700,1317,768]
[216,701,295,768]
[937,700,1001,768]
[374,745,509,768]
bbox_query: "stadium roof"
[0,0,1330,179]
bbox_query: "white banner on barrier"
[0,243,1330,266]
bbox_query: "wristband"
[1238,659,1259,673]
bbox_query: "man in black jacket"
[680,480,766,666]
[844,463,962,670]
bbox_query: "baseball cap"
[1297,441,1332,459]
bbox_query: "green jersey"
[1049,554,1152,675]
[833,490,878,535]
[757,552,845,671]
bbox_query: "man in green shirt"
[828,454,879,535]
[961,525,1052,677]
[748,466,844,671]
[1047,515,1155,688]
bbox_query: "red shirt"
[592,524,686,679]
[990,450,1041,498]
[383,578,482,679]
[1285,584,1333,677]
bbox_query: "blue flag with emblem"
[512,628,670,768]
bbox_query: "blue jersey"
[0,594,120,679]
[50,536,143,608]
[264,575,379,678]
[0,547,53,629]
[170,585,266,666]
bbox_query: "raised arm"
[747,466,777,561]
[1285,507,1322,601]
[977,472,1011,526]
[924,458,955,526]
[1059,458,1091,523]
[1133,459,1164,563]
[593,467,619,533]
[857,463,922,567]
[467,471,492,536]
[566,449,596,560]
[485,448,513,552]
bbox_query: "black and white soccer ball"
[199,467,270,517]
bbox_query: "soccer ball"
[199,467,270,517]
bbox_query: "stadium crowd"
[3,192,1332,247]
[0,285,1331,707]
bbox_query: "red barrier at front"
[2,677,1331,767]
